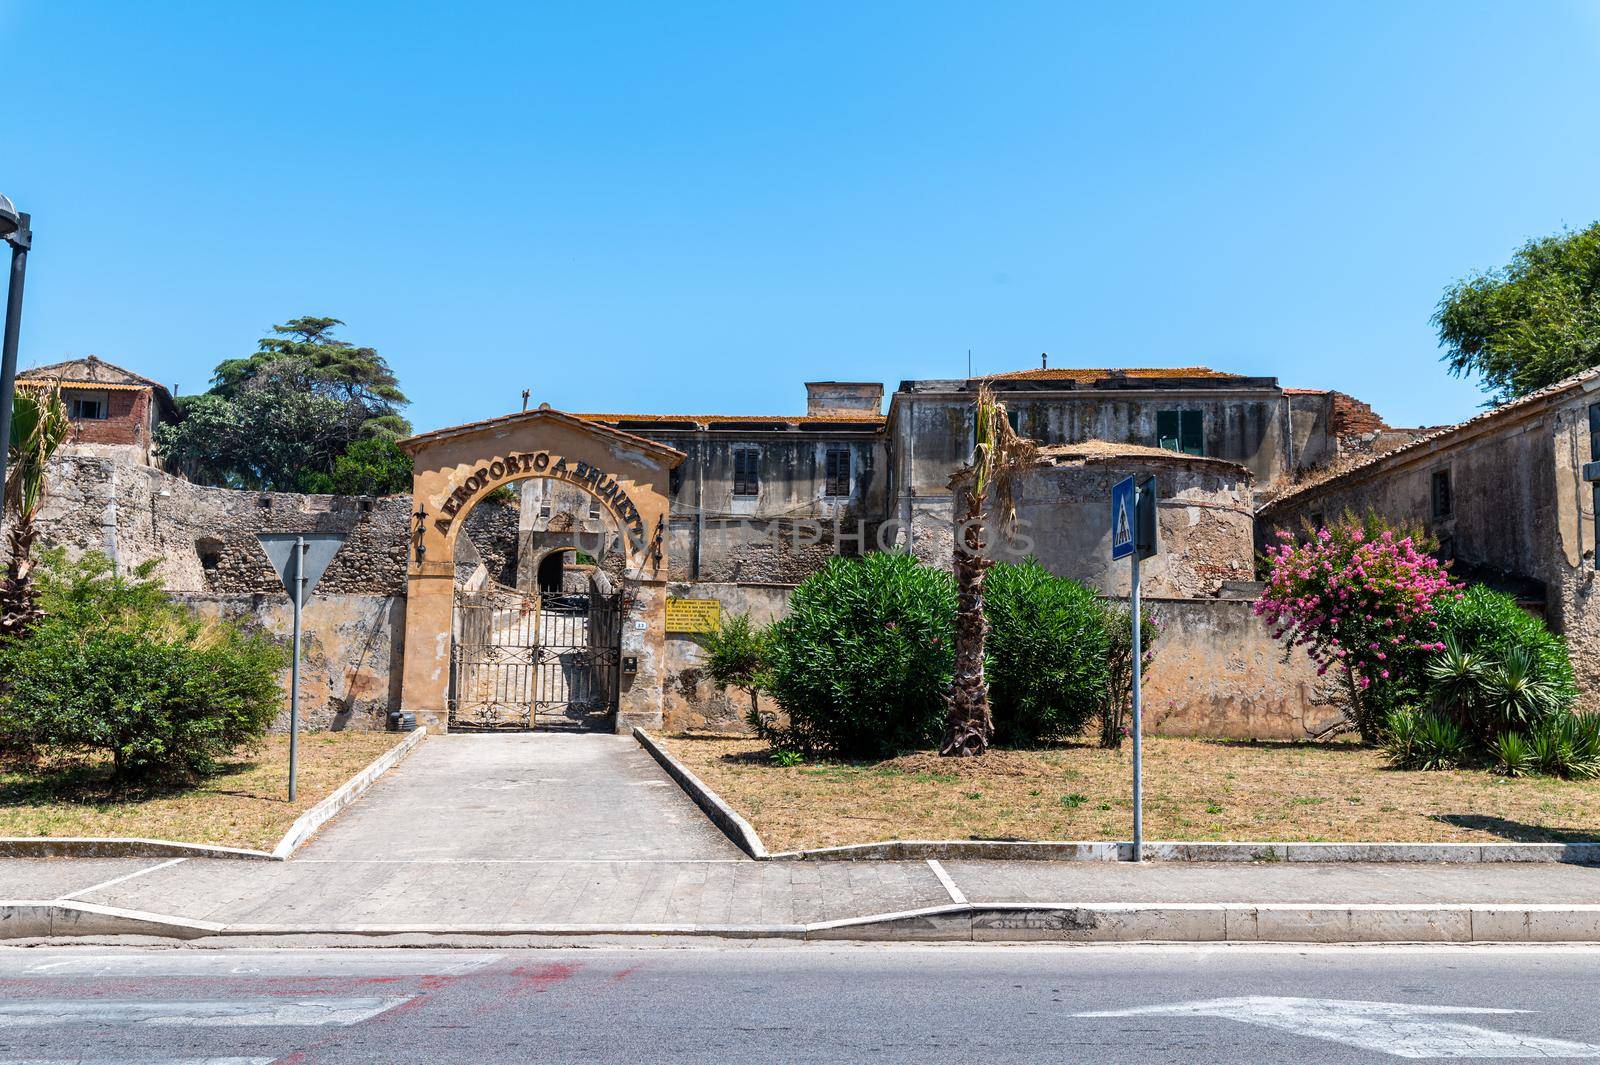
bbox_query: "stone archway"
[399,406,684,732]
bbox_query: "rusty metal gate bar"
[450,590,621,731]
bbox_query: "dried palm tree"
[1,382,69,641]
[940,383,1038,757]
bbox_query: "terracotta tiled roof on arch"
[398,404,686,463]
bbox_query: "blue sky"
[3,1,1597,431]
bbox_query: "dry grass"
[0,732,403,850]
[661,735,1600,851]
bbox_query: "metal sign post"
[1110,475,1158,862]
[256,533,347,802]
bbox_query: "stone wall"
[175,593,406,731]
[31,456,411,595]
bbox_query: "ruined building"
[24,354,1590,740]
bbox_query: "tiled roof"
[1038,439,1253,476]
[985,366,1246,383]
[573,412,885,428]
[1263,365,1600,512]
[19,355,167,392]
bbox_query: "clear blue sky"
[4,1,1598,431]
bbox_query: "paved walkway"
[301,732,740,861]
[6,732,1600,938]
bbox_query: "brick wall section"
[1329,390,1387,438]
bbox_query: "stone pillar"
[616,579,668,733]
[400,562,456,732]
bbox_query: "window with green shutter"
[1157,410,1204,455]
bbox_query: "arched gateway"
[399,406,684,733]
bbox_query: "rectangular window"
[1156,410,1204,455]
[1589,402,1599,461]
[733,449,760,496]
[1006,407,1021,434]
[824,447,852,497]
[68,394,107,421]
[1432,469,1453,519]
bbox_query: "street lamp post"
[0,194,33,495]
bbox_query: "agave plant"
[1415,711,1470,771]
[1481,646,1564,732]
[1490,731,1532,777]
[1,383,70,641]
[940,382,1038,758]
[1381,706,1424,769]
[1423,636,1488,722]
[1530,713,1600,780]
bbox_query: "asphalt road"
[4,942,1600,1063]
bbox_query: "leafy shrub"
[1431,586,1577,730]
[983,560,1109,746]
[764,553,956,758]
[698,613,773,729]
[1258,512,1458,741]
[0,552,287,782]
[1098,603,1160,749]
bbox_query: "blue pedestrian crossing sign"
[1111,477,1137,560]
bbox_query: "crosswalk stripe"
[0,997,413,1027]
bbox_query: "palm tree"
[1,383,69,641]
[940,383,1038,757]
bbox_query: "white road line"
[0,996,413,1027]
[0,1059,275,1064]
[55,857,188,902]
[1077,996,1600,1058]
[926,859,967,905]
[11,952,498,978]
[290,858,749,864]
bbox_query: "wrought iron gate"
[449,590,622,731]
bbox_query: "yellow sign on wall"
[665,597,722,633]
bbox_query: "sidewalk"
[5,732,1600,943]
[7,854,1600,942]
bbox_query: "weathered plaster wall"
[175,593,405,731]
[661,582,796,733]
[999,453,1256,597]
[1137,597,1341,740]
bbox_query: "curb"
[771,840,1600,864]
[633,728,768,859]
[0,728,426,863]
[7,899,1600,944]
[0,900,225,940]
[271,727,427,859]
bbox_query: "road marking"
[1077,996,1600,1058]
[926,860,966,904]
[0,997,413,1027]
[54,857,188,902]
[0,1059,275,1064]
[12,952,498,978]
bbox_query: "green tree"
[158,317,412,490]
[1435,222,1600,400]
[297,436,415,496]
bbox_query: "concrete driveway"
[296,732,742,861]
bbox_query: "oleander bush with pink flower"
[1256,513,1459,740]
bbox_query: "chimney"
[1041,352,1048,369]
[805,382,884,417]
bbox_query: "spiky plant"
[940,383,1038,758]
[1,383,69,641]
